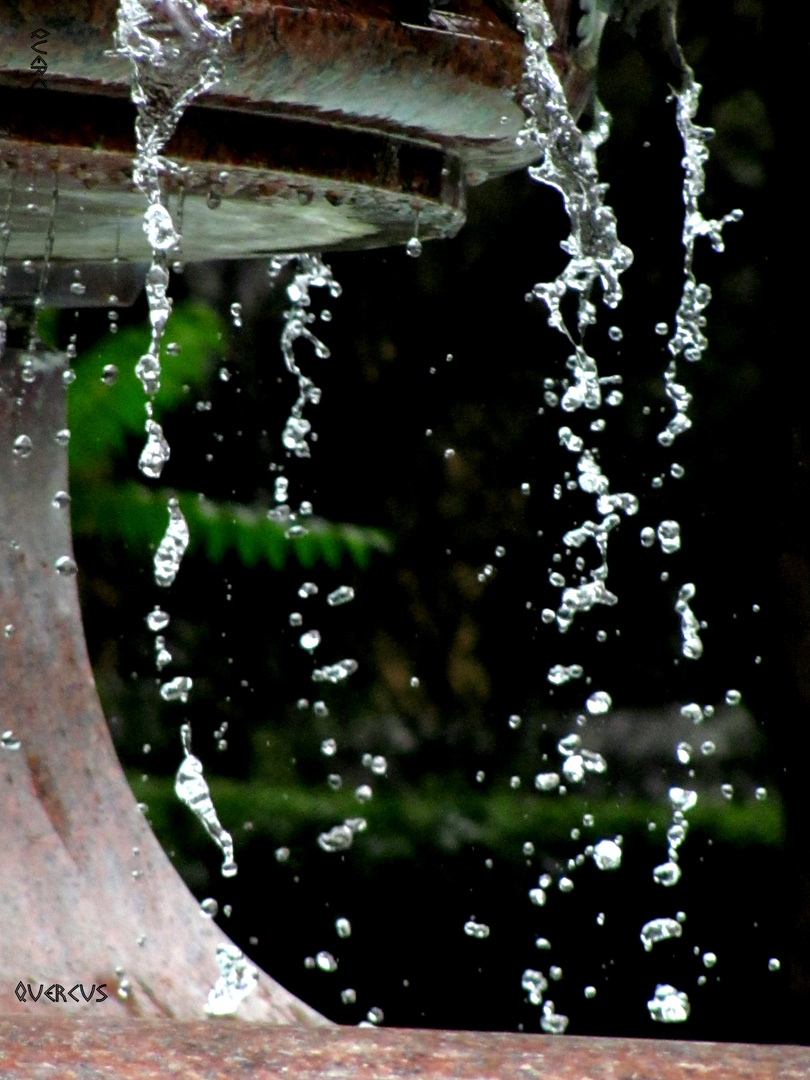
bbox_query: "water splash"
[205,943,258,1015]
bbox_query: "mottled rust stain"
[25,751,71,852]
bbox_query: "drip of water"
[175,723,237,878]
[277,254,342,462]
[153,497,189,587]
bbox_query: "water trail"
[657,70,743,447]
[113,0,237,478]
[276,254,342,466]
[516,0,636,645]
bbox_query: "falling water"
[113,0,237,478]
[94,0,760,1033]
[114,1,243,886]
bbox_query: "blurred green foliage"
[130,772,785,876]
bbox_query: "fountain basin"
[0,0,592,304]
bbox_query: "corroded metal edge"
[0,1019,809,1079]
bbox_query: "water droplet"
[335,917,352,939]
[608,326,623,342]
[540,1001,568,1034]
[557,734,581,756]
[146,607,170,632]
[298,582,318,599]
[721,783,734,800]
[101,364,119,386]
[327,586,355,607]
[366,1006,384,1025]
[640,526,656,548]
[368,755,387,776]
[55,555,78,576]
[230,302,243,327]
[669,787,698,812]
[312,659,358,684]
[406,237,422,258]
[547,664,584,686]
[464,919,490,939]
[671,463,685,478]
[676,741,692,764]
[200,898,218,918]
[12,434,33,459]
[648,984,690,1023]
[508,713,522,729]
[320,738,337,757]
[341,988,356,1004]
[154,499,189,587]
[521,969,547,1005]
[69,281,87,296]
[275,846,290,863]
[653,861,682,887]
[703,952,717,968]
[584,985,597,999]
[558,877,574,893]
[1,731,21,751]
[160,675,192,703]
[640,917,682,952]
[592,839,622,870]
[175,724,236,878]
[768,957,780,972]
[657,520,681,554]
[755,786,767,801]
[299,629,321,652]
[318,824,354,853]
[52,491,71,509]
[316,951,338,972]
[725,689,741,706]
[144,202,179,251]
[586,690,612,715]
[139,419,170,479]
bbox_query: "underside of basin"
[0,0,593,305]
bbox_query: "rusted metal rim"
[1,1018,809,1079]
[0,0,541,272]
[0,0,590,276]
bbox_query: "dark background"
[65,0,800,1044]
